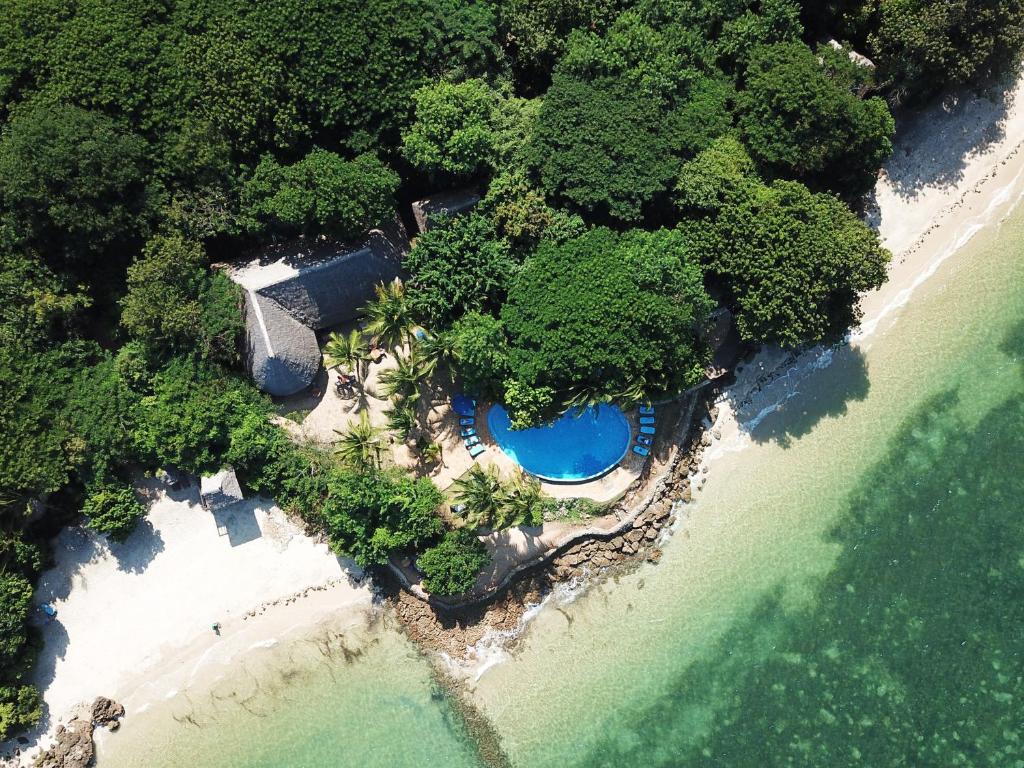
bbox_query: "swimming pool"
[487,404,631,482]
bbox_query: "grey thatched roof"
[411,190,480,233]
[200,468,244,511]
[243,291,321,396]
[229,219,409,396]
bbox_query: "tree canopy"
[689,180,890,347]
[405,213,518,328]
[0,103,158,270]
[739,42,895,196]
[241,151,399,240]
[502,227,714,420]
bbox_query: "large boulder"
[35,720,93,768]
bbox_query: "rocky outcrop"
[89,698,124,729]
[390,385,724,659]
[33,697,124,768]
[34,719,93,768]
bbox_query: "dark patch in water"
[568,344,1024,768]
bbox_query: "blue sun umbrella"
[452,394,476,417]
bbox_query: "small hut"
[200,468,244,512]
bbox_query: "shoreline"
[391,70,1024,672]
[6,70,1024,768]
[1,483,375,767]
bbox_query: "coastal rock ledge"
[34,697,124,768]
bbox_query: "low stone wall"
[387,383,724,658]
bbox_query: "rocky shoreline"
[1,697,124,768]
[386,382,724,661]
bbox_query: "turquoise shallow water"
[102,205,1024,767]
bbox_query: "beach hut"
[226,219,409,396]
[200,468,244,512]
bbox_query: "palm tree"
[419,440,443,467]
[323,329,369,381]
[361,279,411,351]
[562,381,613,415]
[378,349,428,401]
[418,331,456,381]
[452,464,504,529]
[385,398,418,442]
[496,471,543,528]
[333,411,384,469]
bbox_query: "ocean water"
[101,204,1024,768]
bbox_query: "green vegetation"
[739,42,894,196]
[452,465,543,529]
[417,529,490,595]
[802,0,1024,102]
[502,228,714,422]
[402,79,502,177]
[688,180,890,347]
[241,151,399,239]
[81,479,146,542]
[405,213,517,328]
[1,0,1019,739]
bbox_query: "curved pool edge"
[485,403,634,484]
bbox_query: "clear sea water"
[487,404,632,481]
[101,203,1024,768]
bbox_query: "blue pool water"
[487,404,632,482]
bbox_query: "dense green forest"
[1,0,1022,739]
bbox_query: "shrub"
[82,479,146,541]
[417,529,490,596]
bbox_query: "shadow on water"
[567,330,1024,768]
[734,344,871,449]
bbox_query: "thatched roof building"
[228,220,408,396]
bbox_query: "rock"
[644,527,659,541]
[625,529,644,544]
[680,487,692,503]
[646,548,663,564]
[35,719,94,768]
[610,536,625,550]
[709,405,720,421]
[700,432,712,447]
[91,696,125,727]
[713,428,722,440]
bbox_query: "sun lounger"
[639,416,655,425]
[639,405,655,415]
[639,426,656,435]
[637,435,653,446]
[465,436,481,447]
[468,444,485,458]
[632,445,650,457]
[459,417,474,426]
[461,427,477,438]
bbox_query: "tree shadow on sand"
[884,78,1016,200]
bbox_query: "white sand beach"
[3,478,373,765]
[701,71,1024,471]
